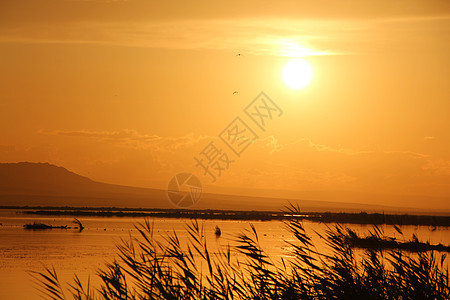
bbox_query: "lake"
[1,209,449,300]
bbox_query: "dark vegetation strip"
[3,205,449,226]
[344,228,450,252]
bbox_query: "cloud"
[41,129,159,141]
[39,129,211,151]
[1,9,449,56]
[235,136,450,196]
[32,128,450,201]
[0,18,338,57]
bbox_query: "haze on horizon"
[0,0,449,210]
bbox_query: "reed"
[32,204,449,299]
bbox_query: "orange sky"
[0,0,449,209]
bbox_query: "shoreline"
[2,206,449,226]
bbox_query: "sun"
[282,59,313,89]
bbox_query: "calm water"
[0,209,449,300]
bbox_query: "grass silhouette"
[31,204,449,299]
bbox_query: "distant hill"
[0,162,445,214]
[0,162,167,207]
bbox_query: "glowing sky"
[1,0,449,209]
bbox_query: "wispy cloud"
[33,128,450,201]
[39,129,211,151]
[2,14,448,57]
[0,19,338,57]
[40,129,160,141]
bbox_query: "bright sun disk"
[282,59,313,89]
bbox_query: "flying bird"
[236,53,241,57]
[233,91,238,95]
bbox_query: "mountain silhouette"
[0,162,166,207]
[0,162,440,213]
